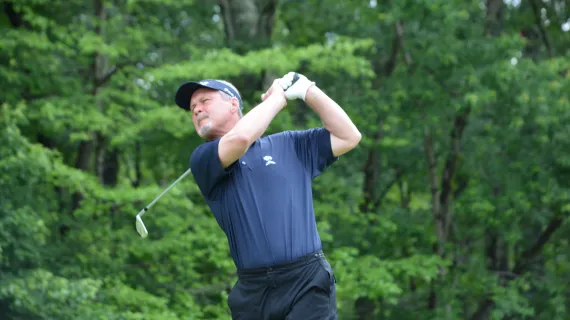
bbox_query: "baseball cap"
[175,79,243,111]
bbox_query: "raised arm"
[304,85,361,157]
[219,80,287,168]
[279,72,362,157]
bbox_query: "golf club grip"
[292,72,300,85]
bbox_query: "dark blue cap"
[175,79,243,111]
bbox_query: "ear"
[230,98,240,113]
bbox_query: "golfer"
[175,72,361,319]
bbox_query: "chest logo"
[263,155,276,166]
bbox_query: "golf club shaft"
[137,168,192,217]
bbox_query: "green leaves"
[2,0,570,318]
[0,270,182,320]
[0,207,49,270]
[331,248,448,308]
[150,38,376,84]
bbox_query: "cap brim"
[175,82,208,110]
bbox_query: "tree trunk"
[69,140,93,221]
[219,0,279,108]
[467,1,509,319]
[354,21,409,319]
[359,120,383,214]
[469,0,565,317]
[131,141,142,188]
[471,216,563,320]
[3,1,27,28]
[219,0,277,54]
[423,50,471,316]
[359,21,404,216]
[91,0,119,187]
[421,0,505,313]
[69,0,114,224]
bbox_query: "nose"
[193,104,203,116]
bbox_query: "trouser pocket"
[227,279,263,319]
[317,259,337,294]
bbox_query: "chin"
[198,124,214,139]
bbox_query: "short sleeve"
[290,128,339,179]
[189,139,234,200]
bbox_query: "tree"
[1,0,569,319]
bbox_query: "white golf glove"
[279,72,315,101]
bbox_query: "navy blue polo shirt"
[189,128,338,270]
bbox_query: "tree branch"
[529,0,553,58]
[384,25,401,75]
[440,108,470,237]
[470,298,494,320]
[423,126,444,256]
[360,18,406,215]
[218,0,235,48]
[374,167,404,208]
[95,61,130,87]
[470,215,564,320]
[360,18,415,214]
[395,20,412,66]
[4,1,27,28]
[512,216,563,274]
[360,120,383,213]
[395,169,411,208]
[424,66,461,97]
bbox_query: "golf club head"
[136,215,148,238]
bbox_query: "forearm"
[305,85,361,142]
[229,94,286,144]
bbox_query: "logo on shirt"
[263,155,276,166]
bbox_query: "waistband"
[237,250,325,277]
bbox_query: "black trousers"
[228,250,338,320]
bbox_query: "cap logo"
[200,81,209,85]
[223,87,235,98]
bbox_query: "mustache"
[196,114,209,122]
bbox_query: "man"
[175,72,361,319]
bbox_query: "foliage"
[1,0,569,319]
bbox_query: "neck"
[205,117,240,141]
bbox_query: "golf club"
[135,168,193,238]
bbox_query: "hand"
[261,79,287,107]
[279,72,315,101]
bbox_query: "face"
[190,88,238,140]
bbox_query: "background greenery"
[1,0,569,319]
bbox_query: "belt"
[237,250,325,277]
